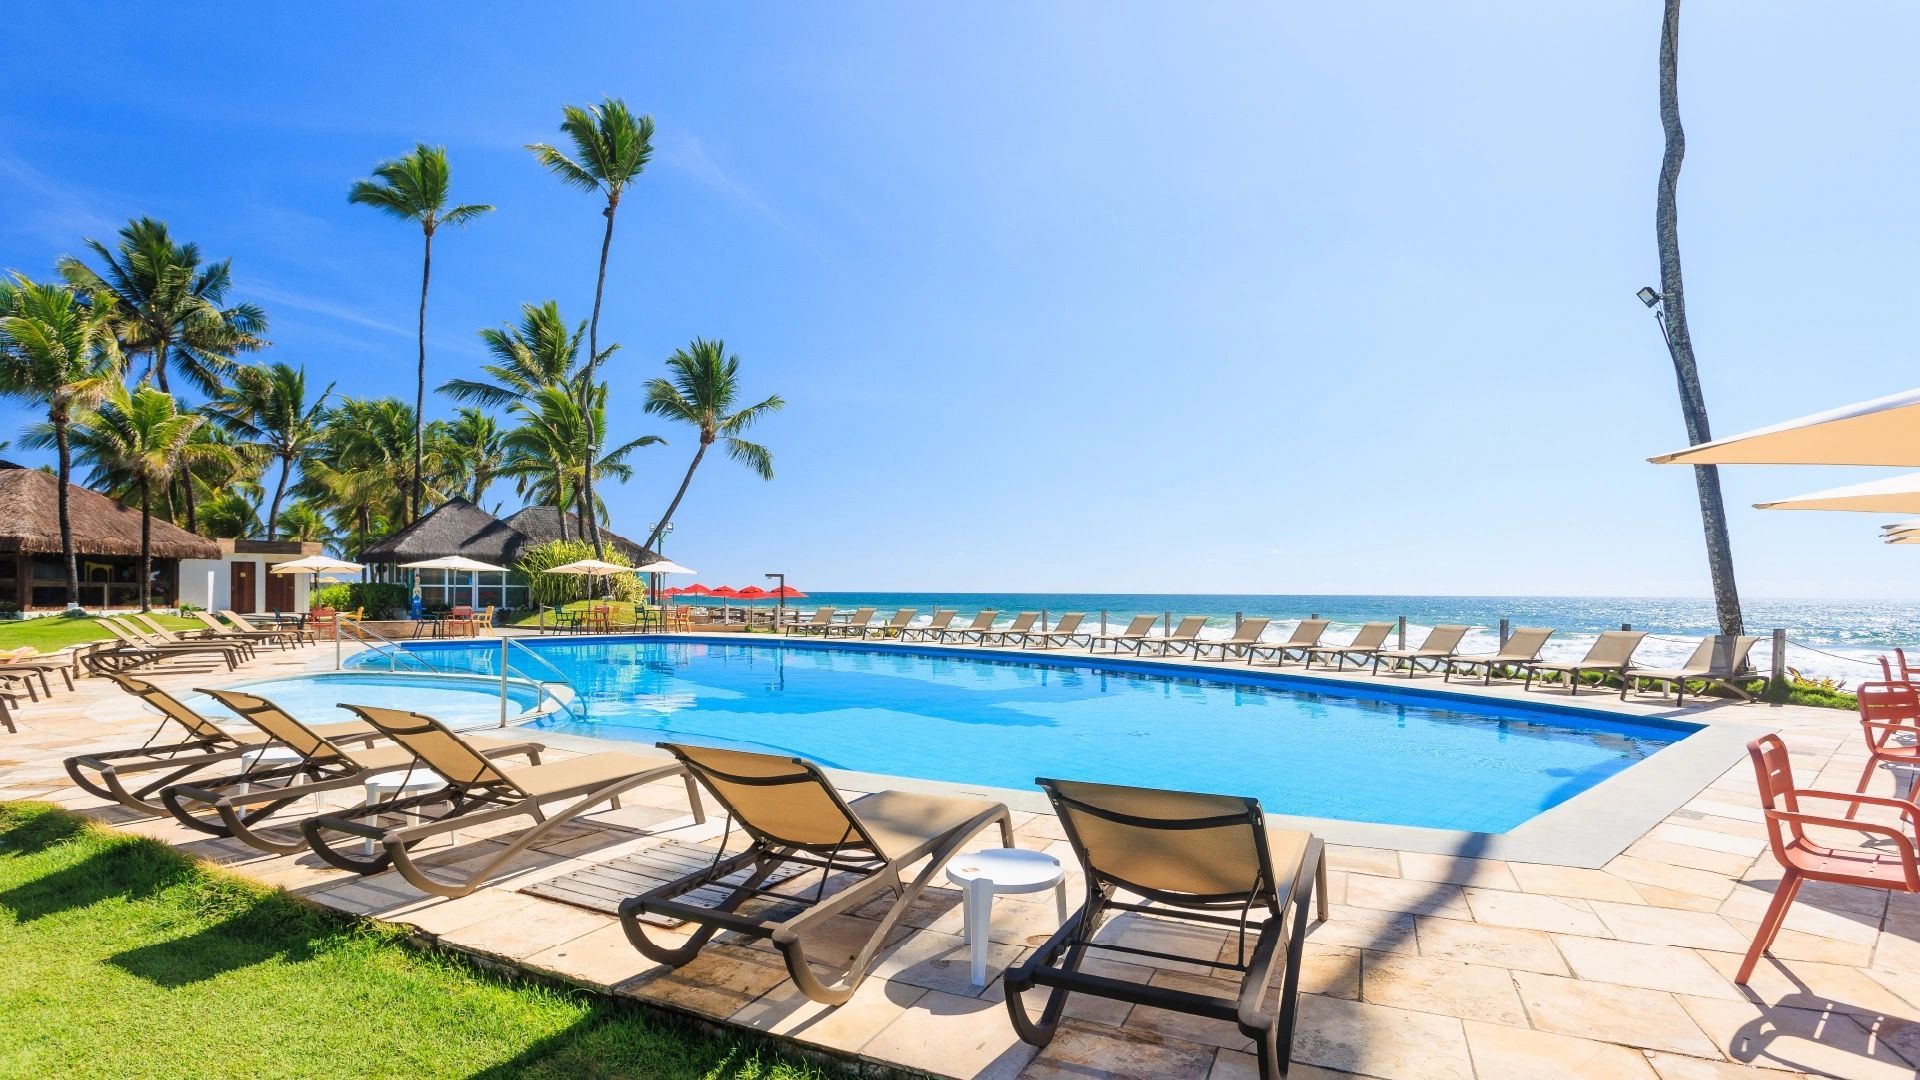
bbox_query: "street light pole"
[766,572,785,635]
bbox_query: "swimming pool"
[378,636,1699,833]
[184,672,545,731]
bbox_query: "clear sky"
[3,3,1917,598]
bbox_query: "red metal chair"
[1852,682,1920,816]
[1739,733,1920,983]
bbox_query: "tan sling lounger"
[1193,618,1273,661]
[1004,779,1327,1080]
[303,705,705,897]
[1370,624,1471,676]
[823,607,878,638]
[620,743,1012,1005]
[977,611,1041,646]
[1443,627,1555,684]
[95,618,242,670]
[190,610,296,651]
[224,609,313,645]
[1023,613,1091,650]
[1521,630,1647,695]
[1139,616,1210,657]
[1090,615,1158,654]
[938,610,1000,644]
[897,609,957,642]
[1622,635,1761,704]
[161,687,543,858]
[1245,619,1331,667]
[1298,622,1395,670]
[789,608,839,636]
[863,608,918,638]
[64,674,378,816]
[132,612,257,660]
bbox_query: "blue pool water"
[379,637,1698,833]
[184,672,541,731]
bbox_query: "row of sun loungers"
[783,608,1765,701]
[64,675,1324,1076]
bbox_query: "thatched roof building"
[360,498,655,566]
[0,462,217,559]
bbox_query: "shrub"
[310,582,409,619]
[311,584,351,611]
[514,539,637,608]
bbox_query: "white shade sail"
[1651,387,1920,467]
[399,555,510,573]
[269,555,364,575]
[1753,473,1920,514]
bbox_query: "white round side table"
[235,745,317,810]
[361,770,449,856]
[944,847,1069,987]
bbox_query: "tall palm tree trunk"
[268,456,292,540]
[151,340,168,392]
[581,200,618,557]
[180,472,198,534]
[1656,0,1743,636]
[54,416,80,608]
[413,228,433,524]
[138,477,153,612]
[645,441,706,552]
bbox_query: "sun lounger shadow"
[0,842,194,922]
[107,907,319,988]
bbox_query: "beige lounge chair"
[190,610,295,651]
[95,617,241,670]
[1443,627,1555,684]
[1622,635,1761,704]
[303,705,704,898]
[863,608,918,638]
[223,609,312,645]
[1140,616,1210,656]
[162,687,542,857]
[1371,624,1470,677]
[1193,618,1272,661]
[1245,619,1331,668]
[824,607,878,638]
[938,610,1000,644]
[977,611,1041,646]
[1004,779,1327,1080]
[1299,622,1395,670]
[1521,630,1647,694]
[0,647,76,698]
[1090,615,1158,654]
[133,612,256,660]
[898,609,957,642]
[1024,613,1090,650]
[788,608,839,636]
[64,674,378,815]
[619,743,1012,1005]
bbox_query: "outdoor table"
[361,769,450,856]
[410,614,445,639]
[235,746,320,811]
[944,847,1069,986]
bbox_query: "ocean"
[709,592,1910,686]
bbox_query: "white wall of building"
[177,555,311,613]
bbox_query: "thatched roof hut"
[360,498,656,566]
[0,461,218,559]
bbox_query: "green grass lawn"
[0,803,824,1079]
[0,613,202,654]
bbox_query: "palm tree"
[0,274,124,608]
[1653,0,1743,635]
[57,217,266,396]
[528,99,655,555]
[348,145,492,524]
[275,500,335,546]
[431,407,505,504]
[214,362,333,539]
[640,339,783,552]
[503,383,660,538]
[441,300,586,410]
[72,384,208,610]
[197,490,261,539]
[300,397,426,559]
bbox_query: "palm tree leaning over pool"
[0,274,124,609]
[1652,0,1743,635]
[214,361,334,540]
[348,144,492,525]
[503,383,661,541]
[528,99,654,557]
[641,339,783,554]
[74,385,208,611]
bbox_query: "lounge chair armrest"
[1234,917,1287,1031]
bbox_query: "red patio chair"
[1852,682,1920,816]
[1738,733,1920,983]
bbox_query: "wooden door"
[265,570,294,614]
[230,562,257,613]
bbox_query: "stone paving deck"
[2,635,1916,1079]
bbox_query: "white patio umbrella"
[1650,387,1920,467]
[544,558,637,576]
[269,555,366,613]
[399,555,510,572]
[634,559,698,575]
[1751,473,1920,514]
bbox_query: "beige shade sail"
[269,555,365,575]
[1887,532,1920,545]
[400,555,510,573]
[1752,472,1920,514]
[1882,519,1920,535]
[1650,387,1920,466]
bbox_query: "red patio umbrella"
[734,585,770,627]
[767,585,807,599]
[707,585,741,623]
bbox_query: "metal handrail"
[333,619,441,674]
[499,636,589,723]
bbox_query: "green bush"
[310,582,409,619]
[514,539,637,608]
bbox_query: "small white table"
[361,770,450,856]
[236,746,318,810]
[945,847,1069,987]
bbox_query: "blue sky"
[3,3,1917,597]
